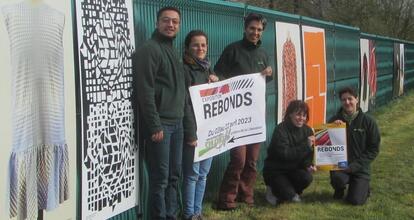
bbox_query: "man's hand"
[208,74,219,83]
[151,130,164,143]
[261,66,273,77]
[333,120,345,125]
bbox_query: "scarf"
[342,110,359,125]
[183,51,210,70]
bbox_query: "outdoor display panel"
[360,39,370,112]
[393,43,405,97]
[73,0,139,219]
[368,40,378,110]
[2,2,69,219]
[275,21,303,123]
[302,25,327,127]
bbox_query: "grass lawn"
[202,91,414,220]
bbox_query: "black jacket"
[214,37,271,81]
[329,109,380,179]
[133,30,185,136]
[183,60,214,142]
[263,120,314,177]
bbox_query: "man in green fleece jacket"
[133,6,185,220]
[215,13,273,210]
[329,87,380,205]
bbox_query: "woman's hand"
[187,140,197,147]
[208,74,219,83]
[308,135,315,147]
[307,165,317,173]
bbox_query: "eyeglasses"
[159,17,180,25]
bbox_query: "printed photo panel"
[275,21,303,123]
[74,0,139,219]
[399,43,405,96]
[302,25,327,127]
[393,43,404,97]
[368,40,378,110]
[360,39,370,112]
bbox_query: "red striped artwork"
[282,38,298,114]
[368,40,377,109]
[275,22,303,123]
[360,39,370,112]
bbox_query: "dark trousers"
[266,169,313,201]
[218,143,260,208]
[330,171,370,205]
[146,122,183,220]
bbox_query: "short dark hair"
[184,30,208,50]
[244,13,267,30]
[338,87,358,99]
[283,100,310,122]
[157,6,181,21]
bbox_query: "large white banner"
[74,0,138,219]
[189,73,266,162]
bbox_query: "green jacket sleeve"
[183,67,197,142]
[134,43,162,135]
[327,115,338,123]
[263,52,273,82]
[268,125,312,161]
[349,117,381,173]
[301,127,314,167]
[214,45,234,79]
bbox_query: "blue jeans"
[147,121,183,220]
[182,144,213,219]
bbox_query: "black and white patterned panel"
[77,0,137,218]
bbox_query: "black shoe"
[333,189,345,200]
[183,215,199,220]
[216,205,237,211]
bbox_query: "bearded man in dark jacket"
[133,6,185,220]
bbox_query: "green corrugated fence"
[374,38,394,107]
[106,0,414,219]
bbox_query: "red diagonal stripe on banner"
[316,131,332,145]
[199,84,231,97]
[200,87,219,97]
[219,84,230,94]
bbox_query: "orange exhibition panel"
[302,27,327,127]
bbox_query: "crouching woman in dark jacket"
[263,100,316,205]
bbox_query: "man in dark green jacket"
[215,13,273,210]
[133,6,185,220]
[329,87,380,205]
